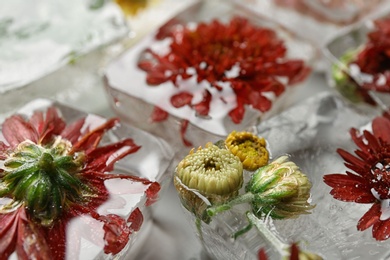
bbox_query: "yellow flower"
[174,142,243,222]
[225,131,269,171]
[115,0,149,16]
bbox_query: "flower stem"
[206,192,255,217]
[246,211,289,257]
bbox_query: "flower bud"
[174,142,243,222]
[225,131,269,171]
[247,155,314,219]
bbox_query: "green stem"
[206,192,255,217]
[246,211,289,257]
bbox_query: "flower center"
[204,158,221,171]
[371,159,390,198]
[1,138,86,226]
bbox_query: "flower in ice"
[0,107,160,258]
[247,155,314,219]
[174,142,243,222]
[258,242,322,260]
[323,114,390,241]
[138,16,310,143]
[332,17,390,105]
[114,0,149,16]
[207,156,314,220]
[225,131,269,171]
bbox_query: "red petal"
[249,94,272,112]
[99,214,131,255]
[150,106,169,122]
[0,141,8,160]
[127,207,144,232]
[180,120,193,147]
[289,243,299,260]
[228,100,245,124]
[86,139,141,172]
[146,72,169,85]
[170,92,193,108]
[138,60,155,72]
[33,107,66,145]
[372,217,390,241]
[16,216,52,260]
[2,115,38,147]
[372,116,390,144]
[44,220,67,259]
[145,182,161,206]
[0,210,19,258]
[257,248,268,260]
[193,90,211,116]
[358,203,381,231]
[323,173,374,203]
[60,118,85,144]
[337,149,368,172]
[71,118,119,154]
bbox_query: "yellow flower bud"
[225,131,269,171]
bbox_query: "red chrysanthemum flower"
[138,16,310,145]
[0,107,161,258]
[333,17,390,105]
[324,114,390,240]
[258,243,321,260]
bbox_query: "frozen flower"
[258,243,322,260]
[174,142,243,222]
[324,114,390,241]
[0,107,160,258]
[247,155,314,219]
[207,156,314,220]
[225,131,269,171]
[114,0,149,16]
[138,16,310,145]
[332,17,390,105]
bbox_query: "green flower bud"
[1,139,87,226]
[331,48,364,104]
[247,155,314,219]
